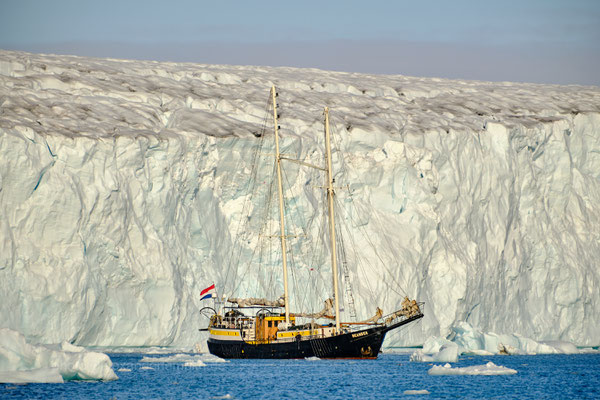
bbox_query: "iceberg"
[422,337,455,354]
[428,362,517,376]
[0,328,117,382]
[410,343,459,363]
[451,322,582,355]
[421,322,583,356]
[0,49,599,349]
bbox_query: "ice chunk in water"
[410,343,458,363]
[428,362,517,376]
[0,328,117,382]
[140,353,225,364]
[404,389,430,395]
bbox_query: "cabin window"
[268,321,272,327]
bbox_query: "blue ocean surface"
[1,352,599,399]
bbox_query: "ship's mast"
[324,107,341,331]
[271,85,291,324]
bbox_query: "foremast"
[324,107,341,331]
[271,85,291,325]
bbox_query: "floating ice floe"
[0,328,117,383]
[183,360,207,367]
[140,353,226,366]
[428,362,517,376]
[104,346,192,354]
[410,343,458,363]
[404,389,430,395]
[117,368,131,372]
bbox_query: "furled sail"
[384,297,421,324]
[357,307,383,324]
[292,298,335,319]
[227,296,285,308]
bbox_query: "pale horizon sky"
[1,0,599,85]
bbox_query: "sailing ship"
[201,86,423,359]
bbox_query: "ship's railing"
[249,331,332,345]
[211,314,255,330]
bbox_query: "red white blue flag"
[200,284,216,300]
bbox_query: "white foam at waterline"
[305,356,321,361]
[0,368,64,384]
[140,354,190,363]
[199,353,228,363]
[140,353,226,364]
[211,395,233,399]
[404,389,430,395]
[428,362,517,376]
[102,346,192,354]
[463,349,495,356]
[140,366,154,370]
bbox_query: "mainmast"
[324,107,341,331]
[271,85,291,324]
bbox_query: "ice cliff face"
[1,50,599,347]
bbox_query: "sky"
[1,0,599,85]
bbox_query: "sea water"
[2,353,599,399]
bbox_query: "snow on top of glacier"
[1,49,599,141]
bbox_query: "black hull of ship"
[208,314,423,359]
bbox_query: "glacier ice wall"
[1,50,599,347]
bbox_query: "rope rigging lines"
[220,92,411,320]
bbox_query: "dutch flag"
[200,284,216,301]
